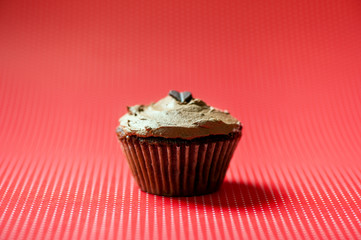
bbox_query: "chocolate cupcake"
[116,91,242,196]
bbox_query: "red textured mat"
[1,0,361,239]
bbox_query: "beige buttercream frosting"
[117,95,242,140]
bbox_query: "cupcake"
[116,90,242,196]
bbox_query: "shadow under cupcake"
[116,90,242,197]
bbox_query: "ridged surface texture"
[1,0,361,239]
[119,136,241,196]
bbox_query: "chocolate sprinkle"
[169,90,193,103]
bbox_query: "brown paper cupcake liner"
[119,134,241,197]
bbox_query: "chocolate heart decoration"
[169,90,193,103]
[169,90,180,101]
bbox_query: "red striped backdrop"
[1,0,361,239]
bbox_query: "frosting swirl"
[117,95,242,140]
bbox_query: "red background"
[1,0,361,239]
